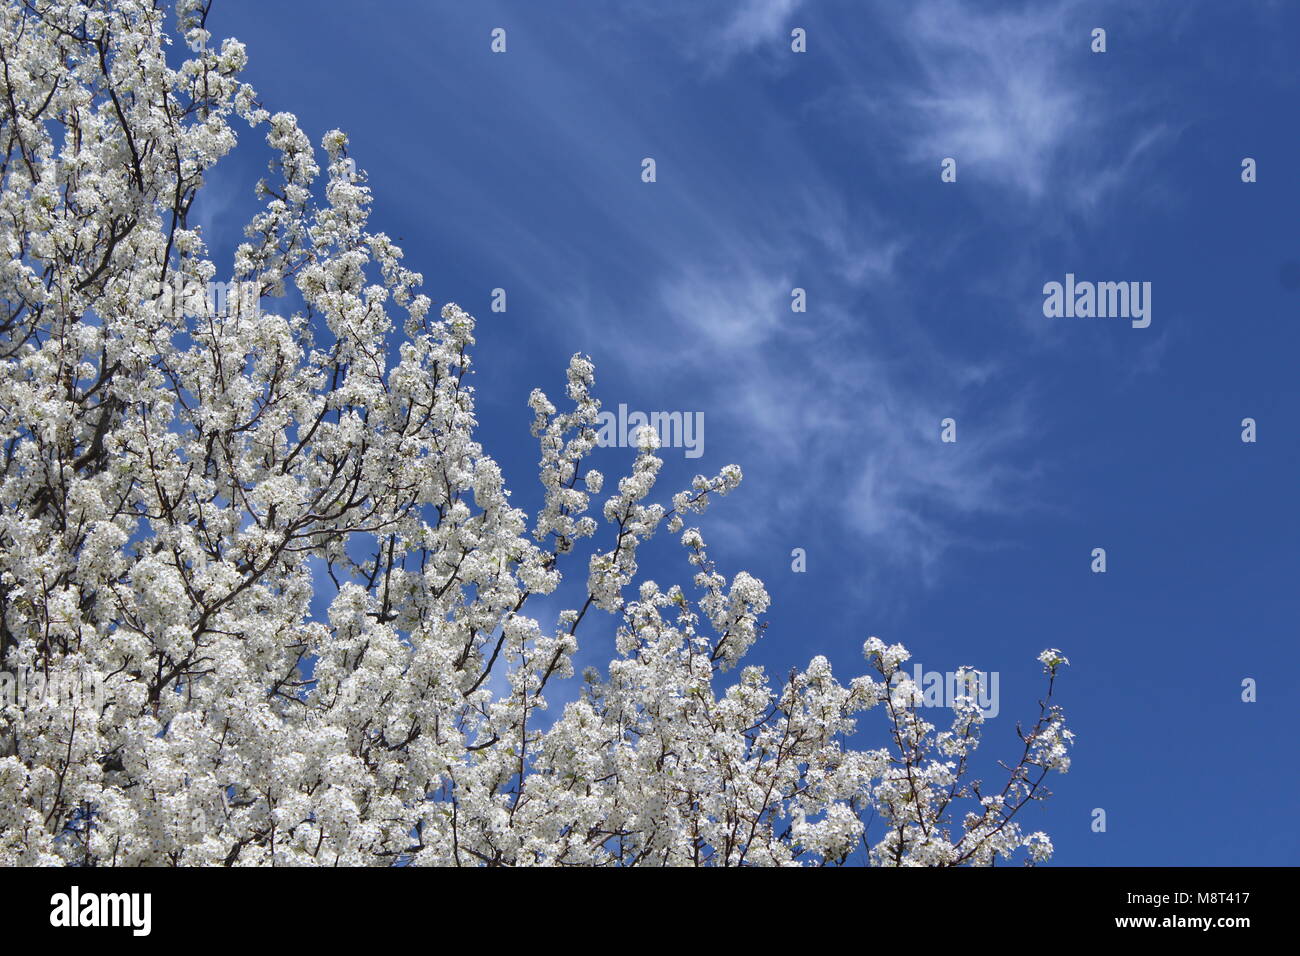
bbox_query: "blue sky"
[196,0,1300,865]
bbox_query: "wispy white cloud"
[894,0,1080,200]
[719,0,805,56]
[859,0,1168,208]
[620,0,806,68]
[638,234,1038,579]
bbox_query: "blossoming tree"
[0,0,1072,866]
